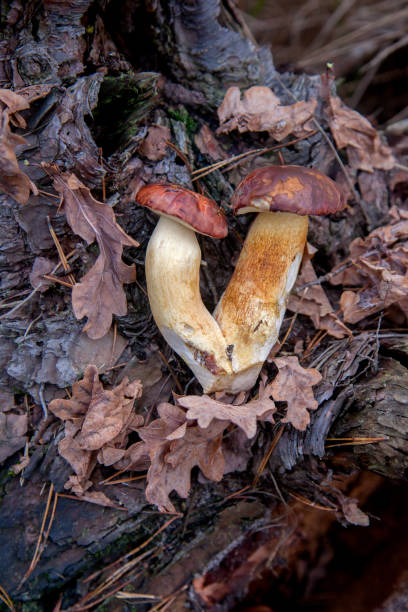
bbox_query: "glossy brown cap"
[232,165,345,216]
[137,184,228,238]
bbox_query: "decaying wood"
[0,1,407,610]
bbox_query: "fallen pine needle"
[149,584,188,612]
[19,485,58,589]
[326,436,387,448]
[84,515,181,584]
[253,425,285,487]
[103,474,147,485]
[115,591,158,600]
[43,274,74,288]
[158,350,183,394]
[224,485,251,501]
[56,493,127,510]
[289,491,338,512]
[47,216,75,286]
[0,584,15,612]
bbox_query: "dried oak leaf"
[178,393,276,439]
[330,217,408,323]
[44,165,139,339]
[325,90,395,172]
[287,257,351,338]
[0,89,38,204]
[270,356,322,431]
[217,86,316,142]
[137,404,226,512]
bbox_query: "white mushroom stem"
[213,212,308,392]
[145,215,233,392]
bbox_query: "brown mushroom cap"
[137,184,228,238]
[231,165,345,216]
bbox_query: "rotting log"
[0,1,407,610]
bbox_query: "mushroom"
[136,184,233,392]
[213,165,345,392]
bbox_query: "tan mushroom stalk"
[136,184,233,392]
[213,165,345,392]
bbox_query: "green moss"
[168,107,198,136]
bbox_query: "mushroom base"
[213,212,308,390]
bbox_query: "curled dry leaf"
[44,165,140,339]
[178,393,276,439]
[287,257,351,338]
[322,77,395,173]
[217,86,316,142]
[49,365,143,503]
[270,356,322,431]
[330,215,408,323]
[0,89,38,204]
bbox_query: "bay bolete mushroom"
[213,165,345,392]
[136,184,233,392]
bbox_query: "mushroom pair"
[137,166,345,393]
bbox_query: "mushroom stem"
[213,212,308,391]
[145,215,233,391]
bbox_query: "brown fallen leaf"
[0,89,38,204]
[322,76,395,172]
[138,125,170,161]
[217,86,316,142]
[44,165,140,339]
[178,393,276,439]
[330,215,408,323]
[270,356,322,431]
[136,404,226,512]
[287,257,351,338]
[77,377,143,451]
[49,365,143,501]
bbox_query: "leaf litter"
[217,86,316,141]
[330,206,408,323]
[47,358,322,512]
